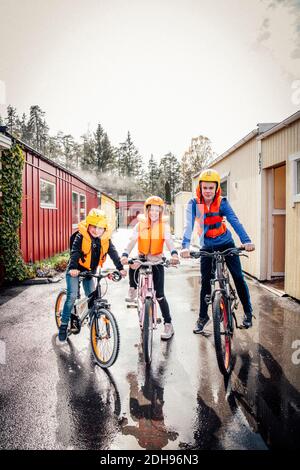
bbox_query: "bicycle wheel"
[143,298,154,365]
[54,289,66,329]
[90,308,120,368]
[212,292,232,376]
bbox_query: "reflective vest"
[137,216,165,255]
[195,185,226,239]
[77,222,110,269]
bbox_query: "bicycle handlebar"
[127,257,173,268]
[79,270,122,282]
[190,247,246,259]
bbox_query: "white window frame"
[289,152,300,206]
[79,194,86,222]
[40,178,56,209]
[220,171,230,200]
[72,191,87,228]
[72,191,79,228]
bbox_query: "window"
[73,192,86,227]
[289,153,300,205]
[220,180,228,197]
[80,194,86,221]
[40,179,56,208]
[72,192,79,226]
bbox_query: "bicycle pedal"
[127,304,138,309]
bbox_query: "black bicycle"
[191,247,248,376]
[55,270,122,368]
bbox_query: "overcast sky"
[0,0,299,161]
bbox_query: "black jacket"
[68,233,123,272]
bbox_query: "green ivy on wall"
[0,143,30,281]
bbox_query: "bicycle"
[55,270,122,368]
[190,247,248,376]
[127,257,172,365]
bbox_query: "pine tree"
[62,134,76,169]
[158,152,181,203]
[94,123,114,173]
[19,113,29,142]
[27,105,49,152]
[117,132,143,178]
[5,105,19,135]
[143,154,159,195]
[80,130,96,171]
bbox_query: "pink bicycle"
[128,257,170,364]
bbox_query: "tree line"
[0,105,215,202]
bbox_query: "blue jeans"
[199,241,253,320]
[61,272,95,325]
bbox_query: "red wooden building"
[0,129,104,264]
[116,199,144,228]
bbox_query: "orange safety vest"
[77,222,110,269]
[195,185,226,239]
[137,216,165,255]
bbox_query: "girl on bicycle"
[58,208,126,343]
[120,196,179,340]
[180,169,255,333]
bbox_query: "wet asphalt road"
[0,230,300,450]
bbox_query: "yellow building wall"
[261,119,300,299]
[101,194,116,232]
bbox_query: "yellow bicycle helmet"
[85,208,108,229]
[198,169,221,191]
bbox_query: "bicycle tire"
[54,289,67,329]
[90,308,120,368]
[212,291,232,376]
[143,298,154,365]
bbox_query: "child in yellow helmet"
[120,196,179,341]
[58,208,126,343]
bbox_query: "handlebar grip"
[111,271,122,282]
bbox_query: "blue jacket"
[181,197,252,249]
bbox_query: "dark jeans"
[199,241,253,320]
[129,265,172,324]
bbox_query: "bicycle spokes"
[91,315,114,363]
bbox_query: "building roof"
[0,127,116,202]
[257,110,300,140]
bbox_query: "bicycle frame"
[73,271,121,326]
[210,257,235,331]
[137,266,158,330]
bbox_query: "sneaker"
[125,287,138,303]
[161,323,174,340]
[193,316,211,334]
[242,312,252,328]
[58,323,68,342]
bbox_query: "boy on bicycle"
[120,196,179,340]
[180,169,255,333]
[58,208,126,343]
